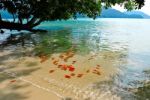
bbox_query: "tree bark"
[0,20,47,32]
[0,14,2,21]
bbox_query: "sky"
[113,0,150,15]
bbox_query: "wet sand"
[0,48,124,100]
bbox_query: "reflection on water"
[0,18,150,100]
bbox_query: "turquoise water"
[39,18,150,60]
[38,18,150,99]
[1,18,150,99]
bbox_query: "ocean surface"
[1,18,150,100]
[40,18,150,99]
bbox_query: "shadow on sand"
[0,43,40,100]
[0,30,73,100]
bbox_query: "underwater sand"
[0,48,124,100]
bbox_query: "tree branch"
[26,17,37,26]
[31,19,43,28]
[0,20,47,32]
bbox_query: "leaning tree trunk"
[0,20,47,32]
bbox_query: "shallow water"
[0,18,150,100]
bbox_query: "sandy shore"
[0,47,125,100]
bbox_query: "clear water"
[38,18,150,99]
[1,18,150,99]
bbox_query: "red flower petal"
[92,70,101,75]
[86,70,90,73]
[65,75,71,79]
[72,61,76,64]
[51,57,55,60]
[59,55,64,59]
[77,74,83,78]
[97,65,101,67]
[49,70,55,73]
[58,64,63,68]
[61,65,68,70]
[68,65,75,71]
[70,73,75,76]
[69,67,75,72]
[40,59,47,63]
[10,80,16,83]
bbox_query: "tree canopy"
[0,0,145,31]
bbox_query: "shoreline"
[0,47,124,100]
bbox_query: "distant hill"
[124,11,150,19]
[99,8,143,18]
[76,8,144,18]
[1,9,149,19]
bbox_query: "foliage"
[102,0,144,10]
[0,0,145,29]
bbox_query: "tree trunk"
[0,20,47,32]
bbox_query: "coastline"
[0,47,123,100]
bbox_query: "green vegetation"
[0,0,144,31]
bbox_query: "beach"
[0,46,123,100]
[1,18,150,100]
